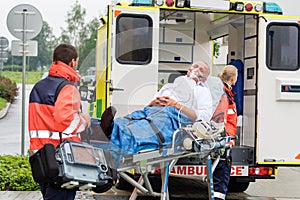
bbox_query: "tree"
[78,17,100,73]
[60,1,100,72]
[60,1,86,49]
[29,21,58,71]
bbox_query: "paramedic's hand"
[225,140,235,149]
[82,113,91,127]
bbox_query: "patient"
[148,61,213,122]
[101,61,213,157]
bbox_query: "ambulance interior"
[157,10,257,165]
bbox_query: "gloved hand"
[225,140,235,149]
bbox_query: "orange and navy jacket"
[223,84,237,137]
[211,83,237,146]
[28,61,90,152]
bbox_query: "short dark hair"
[53,44,78,65]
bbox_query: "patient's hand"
[148,96,178,108]
[148,98,161,106]
[156,96,177,107]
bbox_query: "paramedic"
[148,61,213,122]
[28,44,91,200]
[213,65,238,200]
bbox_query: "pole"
[21,9,28,156]
[0,61,3,76]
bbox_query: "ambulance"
[82,0,300,192]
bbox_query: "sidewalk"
[0,188,132,200]
[0,191,95,200]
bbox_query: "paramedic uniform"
[29,61,90,152]
[213,84,237,200]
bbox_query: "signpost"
[7,4,43,155]
[0,36,9,76]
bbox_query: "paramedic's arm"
[156,96,197,122]
[54,85,91,134]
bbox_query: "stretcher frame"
[115,126,226,200]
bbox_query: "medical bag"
[29,143,59,184]
[55,140,113,191]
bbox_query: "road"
[0,84,31,155]
[0,84,299,199]
[94,167,300,200]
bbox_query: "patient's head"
[188,61,210,83]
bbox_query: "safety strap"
[124,116,165,148]
[224,91,234,105]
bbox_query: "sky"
[0,0,112,44]
[0,0,299,48]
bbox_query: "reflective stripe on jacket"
[28,61,89,151]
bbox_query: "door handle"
[110,87,124,91]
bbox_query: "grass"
[2,71,44,84]
[0,98,7,111]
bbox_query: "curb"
[0,102,11,119]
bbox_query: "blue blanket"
[110,106,191,156]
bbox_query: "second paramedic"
[213,65,238,200]
[28,44,91,200]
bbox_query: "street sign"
[6,4,43,156]
[0,51,8,59]
[0,37,8,67]
[0,37,9,49]
[7,4,43,40]
[11,40,38,56]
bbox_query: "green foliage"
[0,97,7,110]
[60,2,100,69]
[3,2,99,74]
[2,71,44,84]
[78,18,99,70]
[214,40,221,58]
[29,21,58,71]
[5,50,22,67]
[60,2,87,48]
[3,65,23,72]
[0,76,18,102]
[0,155,39,191]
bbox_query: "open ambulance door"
[256,15,300,165]
[109,5,159,117]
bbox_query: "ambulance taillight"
[249,167,274,176]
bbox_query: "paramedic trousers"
[40,182,76,200]
[213,150,232,200]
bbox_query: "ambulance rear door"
[256,15,300,164]
[110,6,159,117]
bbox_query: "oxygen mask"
[189,69,198,79]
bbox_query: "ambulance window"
[116,14,152,64]
[158,70,185,90]
[266,23,299,70]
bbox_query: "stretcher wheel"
[92,180,113,193]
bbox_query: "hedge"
[0,76,18,102]
[0,155,39,191]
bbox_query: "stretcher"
[101,121,228,200]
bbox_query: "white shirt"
[154,76,213,121]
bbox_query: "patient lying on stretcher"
[99,63,225,158]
